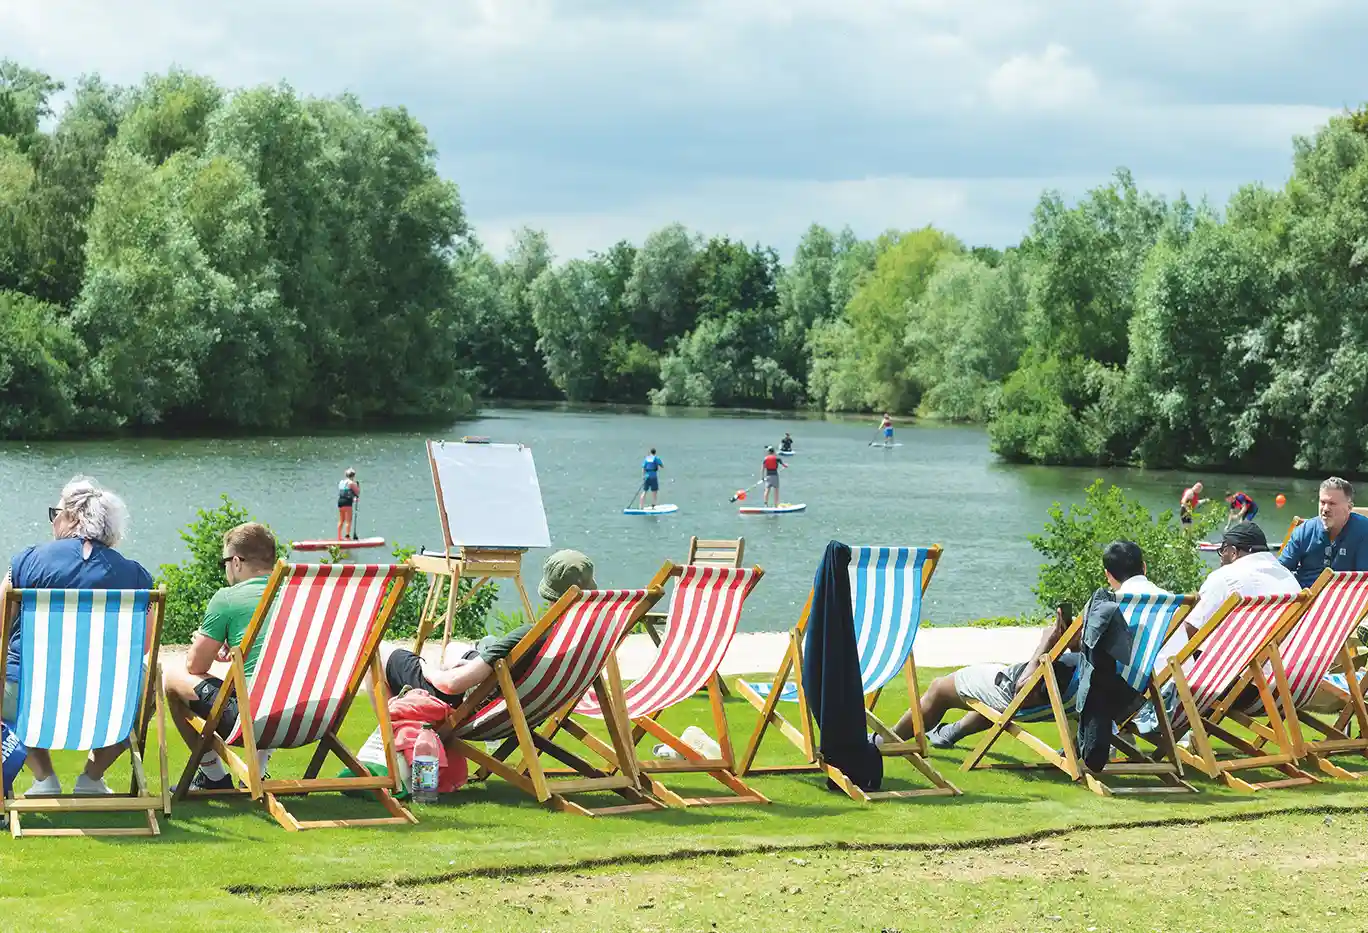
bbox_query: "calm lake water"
[0,406,1319,631]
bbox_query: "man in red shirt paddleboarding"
[1179,482,1207,525]
[336,468,361,540]
[760,447,788,507]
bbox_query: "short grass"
[3,668,1367,932]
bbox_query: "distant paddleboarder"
[879,413,894,447]
[1225,490,1258,529]
[1179,482,1208,525]
[761,446,788,507]
[639,448,664,509]
[780,433,794,453]
[336,468,361,540]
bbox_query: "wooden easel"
[412,439,546,658]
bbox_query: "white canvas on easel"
[428,441,551,549]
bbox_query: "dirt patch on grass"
[263,810,1368,932]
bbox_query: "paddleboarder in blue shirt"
[639,448,664,509]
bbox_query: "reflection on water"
[0,407,1318,630]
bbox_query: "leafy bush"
[386,545,499,641]
[156,495,287,644]
[1028,479,1222,617]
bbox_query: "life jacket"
[337,479,357,507]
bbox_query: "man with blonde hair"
[164,522,279,791]
[2,476,153,796]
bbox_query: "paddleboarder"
[779,433,794,454]
[1225,490,1258,529]
[1179,482,1208,525]
[336,468,360,540]
[879,413,894,447]
[639,448,664,509]
[761,446,788,507]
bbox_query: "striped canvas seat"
[576,567,756,720]
[1168,593,1303,736]
[14,590,152,752]
[2,586,169,838]
[1273,572,1368,709]
[171,561,418,831]
[225,563,402,749]
[455,589,654,742]
[746,546,931,701]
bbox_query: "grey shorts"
[764,474,779,489]
[952,664,1016,713]
[2,685,15,722]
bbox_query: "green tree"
[624,222,700,350]
[0,291,86,437]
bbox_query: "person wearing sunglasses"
[1,476,152,796]
[1277,477,1368,589]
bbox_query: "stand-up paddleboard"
[778,450,796,457]
[739,503,807,515]
[291,536,387,552]
[623,504,679,516]
[1197,539,1284,552]
[869,442,904,448]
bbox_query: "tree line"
[3,61,1367,474]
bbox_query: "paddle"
[351,498,359,541]
[626,481,646,510]
[730,480,763,503]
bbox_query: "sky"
[2,0,1364,261]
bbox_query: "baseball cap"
[1221,522,1268,552]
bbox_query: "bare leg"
[337,511,345,539]
[894,673,965,739]
[83,741,129,780]
[25,748,55,781]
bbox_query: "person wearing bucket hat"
[379,549,597,707]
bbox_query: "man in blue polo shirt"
[1278,476,1368,588]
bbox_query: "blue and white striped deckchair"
[734,545,959,801]
[0,587,169,838]
[961,591,1197,797]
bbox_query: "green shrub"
[156,495,287,644]
[1028,479,1221,618]
[386,545,498,641]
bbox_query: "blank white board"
[427,440,551,549]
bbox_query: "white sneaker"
[24,775,62,797]
[73,774,114,796]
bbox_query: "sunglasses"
[220,555,238,567]
[48,506,60,523]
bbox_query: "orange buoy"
[1276,494,1287,508]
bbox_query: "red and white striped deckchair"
[538,563,767,807]
[1220,570,1368,778]
[444,584,666,816]
[1141,590,1315,791]
[171,562,417,831]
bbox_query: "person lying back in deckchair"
[887,541,1165,749]
[378,550,596,706]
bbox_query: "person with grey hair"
[1278,477,1368,588]
[1,476,153,796]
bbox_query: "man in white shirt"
[890,540,1167,748]
[1135,521,1300,736]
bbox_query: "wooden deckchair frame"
[0,586,171,838]
[960,595,1198,796]
[1128,590,1316,792]
[535,563,768,808]
[169,561,418,831]
[733,545,960,802]
[1218,570,1368,779]
[444,583,668,816]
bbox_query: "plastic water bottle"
[681,725,722,759]
[411,725,441,804]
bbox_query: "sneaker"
[73,775,115,796]
[237,771,270,790]
[174,768,234,794]
[24,775,61,797]
[867,732,886,748]
[928,725,958,750]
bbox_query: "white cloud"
[986,44,1099,111]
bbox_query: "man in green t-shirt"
[165,522,277,792]
[380,549,597,706]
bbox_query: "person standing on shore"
[1179,482,1207,525]
[336,468,360,540]
[761,446,787,507]
[639,448,664,509]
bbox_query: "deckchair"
[0,587,169,838]
[1132,590,1315,791]
[960,592,1197,796]
[537,564,767,807]
[734,545,960,801]
[640,537,744,648]
[444,584,667,816]
[171,562,417,831]
[1218,570,1368,778]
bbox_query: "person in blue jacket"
[638,448,664,509]
[1278,477,1368,588]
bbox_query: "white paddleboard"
[778,450,796,457]
[291,536,387,552]
[624,504,679,515]
[739,503,807,515]
[869,442,904,448]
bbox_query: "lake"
[0,406,1318,631]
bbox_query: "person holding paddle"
[336,468,360,540]
[761,446,788,507]
[878,413,894,447]
[638,448,664,509]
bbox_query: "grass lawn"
[4,668,1367,932]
